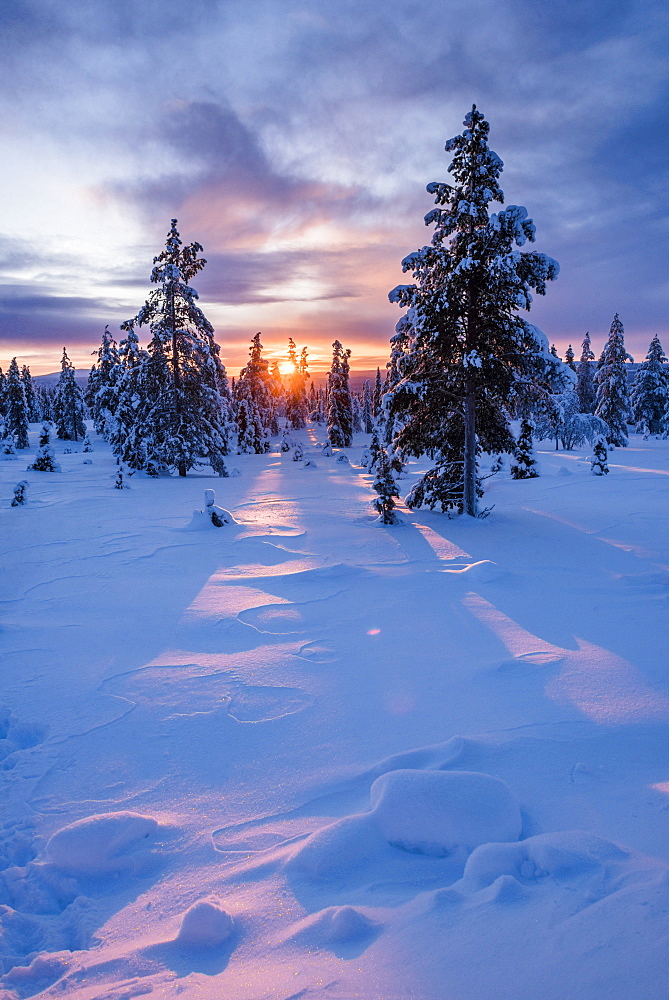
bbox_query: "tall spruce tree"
[564,345,576,371]
[361,380,374,433]
[5,358,30,449]
[576,332,596,413]
[327,340,353,447]
[285,339,310,429]
[86,326,120,439]
[630,335,669,436]
[387,106,559,515]
[53,348,87,442]
[0,367,6,418]
[595,314,633,446]
[123,219,235,475]
[235,333,274,453]
[20,365,39,421]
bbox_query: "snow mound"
[43,811,159,875]
[458,560,504,582]
[175,897,234,948]
[289,905,378,944]
[370,769,521,857]
[462,830,630,891]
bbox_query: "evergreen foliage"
[122,219,235,475]
[86,326,120,439]
[0,368,5,417]
[285,340,310,429]
[576,332,596,413]
[372,448,400,523]
[11,480,28,506]
[591,435,609,475]
[510,420,539,478]
[53,348,87,442]
[28,423,61,472]
[235,333,273,453]
[564,345,576,371]
[372,368,383,418]
[630,335,668,436]
[361,380,375,433]
[327,340,353,447]
[387,106,559,516]
[21,366,39,421]
[595,314,633,446]
[5,358,30,449]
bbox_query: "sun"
[278,361,296,375]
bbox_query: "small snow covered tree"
[124,219,235,475]
[0,367,5,417]
[387,106,559,515]
[630,335,668,436]
[5,358,30,449]
[11,480,28,506]
[591,435,609,475]
[53,348,87,442]
[576,332,596,413]
[510,420,539,478]
[373,448,400,523]
[561,412,608,450]
[327,340,353,447]
[28,423,61,472]
[595,314,633,446]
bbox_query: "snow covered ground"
[1,425,668,999]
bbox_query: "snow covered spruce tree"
[123,220,235,476]
[630,335,668,436]
[285,339,310,430]
[327,340,353,447]
[373,448,401,524]
[234,333,274,453]
[564,345,576,371]
[361,380,375,433]
[595,314,633,446]
[387,106,559,515]
[510,420,538,478]
[28,423,60,472]
[21,365,39,422]
[53,348,87,442]
[5,358,30,449]
[576,332,596,413]
[86,326,120,439]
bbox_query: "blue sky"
[0,0,667,374]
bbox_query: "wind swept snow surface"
[1,428,668,999]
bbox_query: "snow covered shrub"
[28,424,61,472]
[591,435,609,476]
[560,412,608,450]
[303,459,317,469]
[11,480,28,506]
[114,469,127,489]
[189,490,234,529]
[203,489,233,526]
[280,430,292,452]
[293,442,304,461]
[510,420,538,479]
[82,433,93,453]
[321,439,333,456]
[336,452,350,464]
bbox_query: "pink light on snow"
[463,591,669,725]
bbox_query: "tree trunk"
[462,376,477,517]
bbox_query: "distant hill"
[34,370,89,389]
